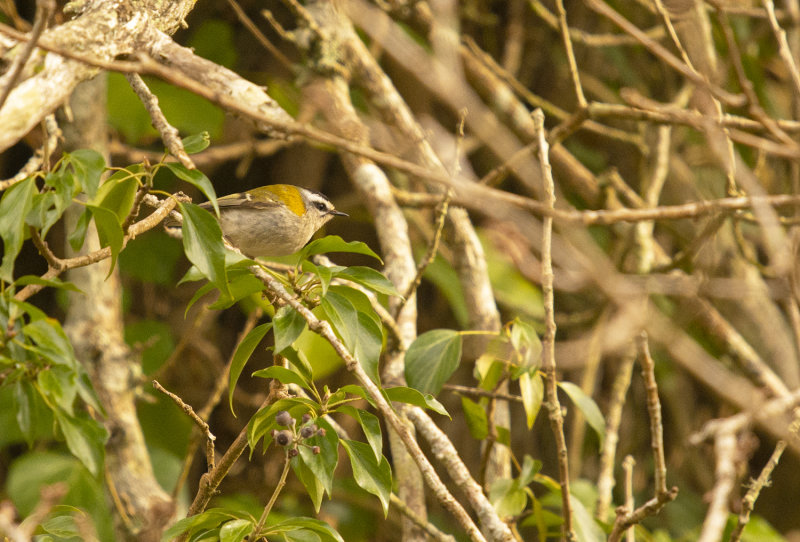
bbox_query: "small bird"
[169,184,347,258]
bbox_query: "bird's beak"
[329,210,348,217]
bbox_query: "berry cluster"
[270,411,326,457]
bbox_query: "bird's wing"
[199,191,282,210]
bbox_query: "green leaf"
[460,396,488,440]
[292,452,325,512]
[519,371,544,428]
[333,266,400,296]
[510,318,542,370]
[90,173,139,223]
[404,329,462,395]
[273,305,307,354]
[228,322,271,416]
[321,287,383,384]
[161,509,247,542]
[0,177,36,282]
[41,513,82,538]
[53,410,108,477]
[67,209,92,252]
[301,260,333,296]
[558,381,606,448]
[181,131,211,154]
[266,517,345,542]
[179,202,230,298]
[38,366,78,416]
[519,455,542,486]
[251,366,311,391]
[297,418,338,498]
[340,439,391,517]
[14,275,82,292]
[86,204,124,275]
[13,380,36,446]
[336,406,382,462]
[165,163,219,215]
[219,518,253,542]
[23,319,79,370]
[489,478,528,518]
[67,149,105,198]
[299,236,381,262]
[571,494,606,542]
[384,386,450,417]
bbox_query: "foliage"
[2,1,799,541]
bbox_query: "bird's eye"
[315,202,328,212]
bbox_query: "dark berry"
[274,430,292,446]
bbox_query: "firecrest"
[169,184,347,258]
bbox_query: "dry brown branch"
[125,72,194,169]
[535,109,574,540]
[729,440,787,542]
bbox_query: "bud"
[300,425,315,439]
[302,413,312,424]
[312,446,321,455]
[288,448,299,458]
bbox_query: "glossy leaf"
[384,386,450,417]
[404,329,462,395]
[333,266,400,296]
[292,452,325,512]
[322,286,383,383]
[266,517,345,542]
[86,204,124,275]
[219,518,253,542]
[90,173,138,223]
[228,322,271,415]
[179,202,230,298]
[14,275,81,292]
[297,418,338,497]
[299,236,381,262]
[165,163,219,216]
[251,365,310,390]
[340,439,391,517]
[336,406,382,461]
[273,305,306,354]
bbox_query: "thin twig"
[534,108,574,541]
[553,0,585,108]
[636,333,668,494]
[595,351,635,520]
[394,191,452,319]
[254,454,292,537]
[729,440,786,542]
[125,72,195,169]
[153,380,216,469]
